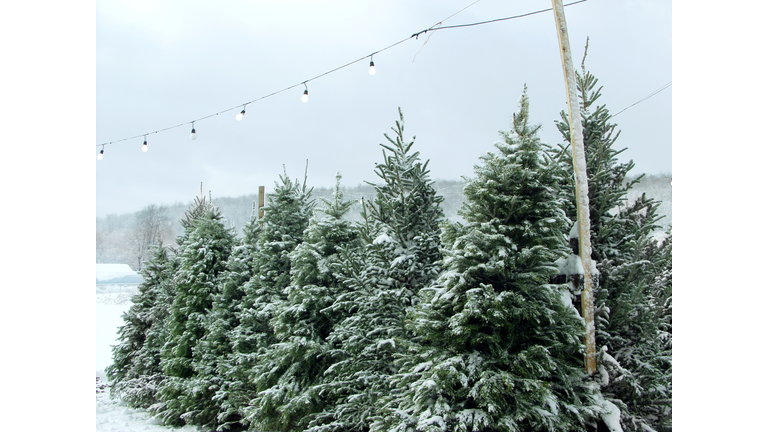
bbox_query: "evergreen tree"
[152,205,235,427]
[204,204,263,431]
[246,173,360,432]
[381,89,601,432]
[309,109,445,432]
[229,167,315,428]
[106,242,174,408]
[551,55,671,431]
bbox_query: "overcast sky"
[95,0,671,218]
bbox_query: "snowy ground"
[96,375,201,432]
[96,289,203,431]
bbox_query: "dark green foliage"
[309,109,445,432]
[381,88,601,432]
[204,207,262,431]
[229,168,315,428]
[246,173,360,432]
[106,243,174,408]
[551,60,672,432]
[152,206,235,427]
[552,67,649,265]
[102,89,673,432]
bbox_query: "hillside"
[97,174,671,270]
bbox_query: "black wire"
[613,82,672,117]
[428,0,589,31]
[97,0,591,148]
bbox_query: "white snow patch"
[598,399,623,432]
[96,293,133,375]
[376,338,396,350]
[97,382,201,431]
[589,258,599,275]
[555,254,584,275]
[569,223,579,240]
[373,233,394,245]
[598,364,610,386]
[544,393,559,416]
[391,255,408,268]
[420,379,438,391]
[414,361,433,373]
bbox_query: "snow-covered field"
[96,290,203,431]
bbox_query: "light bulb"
[301,89,309,103]
[369,61,376,75]
[142,138,148,152]
[236,109,245,121]
[97,149,104,160]
[190,126,197,140]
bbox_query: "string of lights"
[96,1,593,158]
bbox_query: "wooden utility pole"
[551,0,597,375]
[258,186,265,219]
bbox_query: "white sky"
[95,0,672,217]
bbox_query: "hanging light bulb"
[236,106,246,121]
[142,137,148,152]
[369,58,376,75]
[301,83,309,103]
[97,145,105,160]
[190,123,197,140]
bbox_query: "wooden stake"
[551,0,597,375]
[258,186,265,219]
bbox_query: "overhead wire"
[430,0,588,31]
[613,81,672,117]
[96,0,591,150]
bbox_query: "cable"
[96,0,590,149]
[613,81,671,117]
[427,0,589,32]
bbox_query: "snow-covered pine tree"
[106,242,175,408]
[107,193,212,411]
[201,204,262,431]
[228,167,315,427]
[551,55,671,432]
[308,109,445,432]
[245,172,360,432]
[381,88,602,432]
[620,227,671,432]
[151,204,235,427]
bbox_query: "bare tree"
[97,213,133,264]
[131,204,173,270]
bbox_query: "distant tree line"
[96,176,668,272]
[97,182,473,272]
[107,68,671,432]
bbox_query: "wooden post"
[258,186,265,219]
[551,0,597,375]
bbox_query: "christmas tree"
[246,172,360,432]
[551,55,671,431]
[152,204,235,427]
[229,167,315,428]
[310,109,445,432]
[106,242,174,408]
[382,88,601,432]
